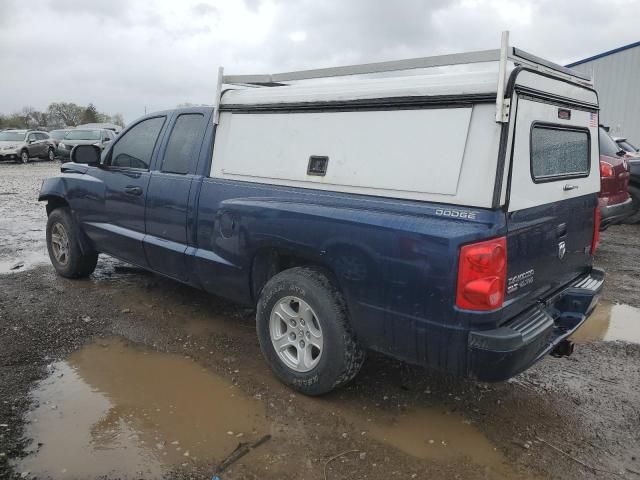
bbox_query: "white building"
[567,41,640,144]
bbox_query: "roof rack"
[213,31,591,124]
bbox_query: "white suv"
[0,130,56,163]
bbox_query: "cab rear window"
[531,125,590,182]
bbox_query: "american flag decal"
[590,112,598,127]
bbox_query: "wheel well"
[250,249,331,303]
[44,196,70,216]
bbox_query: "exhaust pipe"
[551,339,575,358]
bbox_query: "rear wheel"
[46,208,98,278]
[20,150,29,164]
[256,266,365,395]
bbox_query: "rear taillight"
[591,207,601,255]
[456,237,507,311]
[600,161,614,178]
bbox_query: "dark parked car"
[598,127,635,229]
[56,129,116,159]
[48,129,72,148]
[0,129,55,163]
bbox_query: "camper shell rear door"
[502,69,600,320]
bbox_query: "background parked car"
[48,129,72,148]
[613,137,640,159]
[0,129,55,163]
[599,127,635,229]
[56,128,115,159]
[75,122,123,135]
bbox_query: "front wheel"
[256,267,365,395]
[47,147,55,161]
[46,207,98,278]
[20,150,29,164]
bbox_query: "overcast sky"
[1,0,638,123]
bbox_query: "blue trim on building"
[566,40,640,67]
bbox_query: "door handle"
[563,184,579,191]
[124,186,143,196]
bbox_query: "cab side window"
[108,117,165,170]
[161,114,204,174]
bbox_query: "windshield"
[618,140,639,153]
[0,131,25,141]
[599,128,623,158]
[50,130,69,140]
[64,130,101,141]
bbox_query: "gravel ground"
[0,162,639,480]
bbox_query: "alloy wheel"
[269,296,323,372]
[50,222,70,266]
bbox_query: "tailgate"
[503,89,600,318]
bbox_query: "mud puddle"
[571,301,640,344]
[15,337,270,479]
[348,406,522,479]
[0,250,49,274]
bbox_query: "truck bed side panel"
[194,179,506,374]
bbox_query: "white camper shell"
[211,32,600,211]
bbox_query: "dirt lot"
[1,161,639,480]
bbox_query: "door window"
[161,114,204,174]
[531,124,590,182]
[108,117,165,170]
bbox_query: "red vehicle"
[598,127,634,229]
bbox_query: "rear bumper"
[468,268,604,382]
[600,197,635,229]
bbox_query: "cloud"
[1,0,639,123]
[192,2,219,18]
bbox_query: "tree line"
[0,103,125,130]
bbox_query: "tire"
[20,150,29,164]
[256,266,365,395]
[46,207,98,278]
[47,147,55,161]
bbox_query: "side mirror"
[28,139,36,144]
[71,144,101,166]
[103,138,111,142]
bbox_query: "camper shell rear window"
[530,123,590,183]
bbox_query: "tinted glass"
[110,117,165,169]
[49,130,68,140]
[0,132,25,141]
[27,133,36,141]
[599,128,621,158]
[531,126,589,181]
[65,130,101,141]
[161,114,204,174]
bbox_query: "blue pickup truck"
[39,40,604,395]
